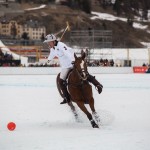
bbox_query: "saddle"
[56,70,73,104]
[56,70,91,104]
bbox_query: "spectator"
[110,59,114,67]
[143,63,146,66]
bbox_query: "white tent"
[0,40,28,66]
[90,48,150,66]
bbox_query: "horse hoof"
[91,119,99,128]
[92,112,100,124]
[93,124,99,128]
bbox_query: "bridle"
[68,57,89,88]
[75,68,88,81]
[73,60,88,81]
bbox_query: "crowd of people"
[28,63,60,67]
[87,59,114,67]
[0,49,20,66]
[27,59,114,67]
[0,49,13,61]
[142,62,150,67]
[142,62,150,73]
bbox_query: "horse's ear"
[74,53,77,59]
[81,50,86,60]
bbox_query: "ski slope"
[0,74,150,150]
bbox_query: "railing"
[2,39,43,46]
[70,30,112,49]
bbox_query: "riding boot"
[59,78,71,104]
[87,74,103,94]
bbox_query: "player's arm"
[47,50,55,63]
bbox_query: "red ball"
[7,122,16,131]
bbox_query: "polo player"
[43,34,103,104]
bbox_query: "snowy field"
[0,74,150,150]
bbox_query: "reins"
[67,65,88,88]
[75,68,88,81]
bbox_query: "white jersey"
[48,41,75,68]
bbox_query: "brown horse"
[56,52,100,128]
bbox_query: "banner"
[133,66,148,73]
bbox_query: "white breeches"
[60,68,72,80]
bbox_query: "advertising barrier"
[133,66,148,73]
[0,67,133,75]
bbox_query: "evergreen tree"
[81,0,91,14]
[21,32,29,40]
[67,0,91,14]
[113,0,122,16]
[11,22,17,39]
[141,0,148,20]
[41,33,45,41]
[130,0,139,12]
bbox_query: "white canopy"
[0,40,28,66]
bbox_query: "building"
[0,18,46,40]
[0,19,20,38]
[20,20,46,40]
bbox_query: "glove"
[96,84,103,94]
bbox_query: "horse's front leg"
[89,97,100,124]
[76,101,99,128]
[92,111,100,124]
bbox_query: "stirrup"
[60,99,67,104]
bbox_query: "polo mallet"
[60,21,70,41]
[54,29,64,36]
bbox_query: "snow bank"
[25,5,46,11]
[91,12,148,30]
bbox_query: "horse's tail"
[56,73,64,98]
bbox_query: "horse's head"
[73,52,88,80]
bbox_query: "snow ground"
[91,12,148,30]
[0,74,150,150]
[25,5,46,11]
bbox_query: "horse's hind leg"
[77,101,99,128]
[89,97,100,124]
[68,102,79,121]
